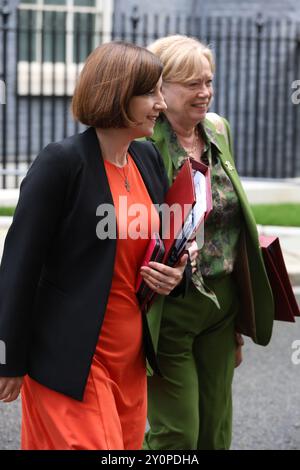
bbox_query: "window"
[18,0,113,95]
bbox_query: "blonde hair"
[148,35,215,83]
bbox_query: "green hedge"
[0,207,15,216]
[250,204,300,227]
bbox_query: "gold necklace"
[178,128,200,157]
[115,155,130,192]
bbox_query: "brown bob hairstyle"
[72,41,163,128]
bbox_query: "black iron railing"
[1,4,300,188]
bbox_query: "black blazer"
[0,127,169,401]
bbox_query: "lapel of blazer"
[210,129,258,244]
[83,127,115,206]
[128,142,161,205]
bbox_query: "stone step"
[242,178,300,204]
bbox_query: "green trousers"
[143,274,239,450]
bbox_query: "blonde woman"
[144,35,274,450]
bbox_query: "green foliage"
[251,204,300,227]
[0,207,15,216]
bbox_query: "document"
[164,163,211,266]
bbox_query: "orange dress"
[21,154,160,450]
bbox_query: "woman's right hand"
[0,376,23,403]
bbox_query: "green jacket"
[145,113,274,372]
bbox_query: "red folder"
[135,158,212,313]
[259,235,300,322]
[162,158,212,266]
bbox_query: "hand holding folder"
[136,158,212,313]
[135,233,165,311]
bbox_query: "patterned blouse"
[159,116,242,307]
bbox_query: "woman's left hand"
[234,332,244,368]
[139,253,188,295]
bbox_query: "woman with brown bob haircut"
[0,41,194,450]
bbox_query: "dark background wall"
[114,0,300,21]
[1,0,300,187]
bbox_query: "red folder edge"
[162,158,212,265]
[162,159,196,263]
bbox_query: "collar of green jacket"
[148,114,257,232]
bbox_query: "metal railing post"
[1,0,11,189]
[130,6,139,44]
